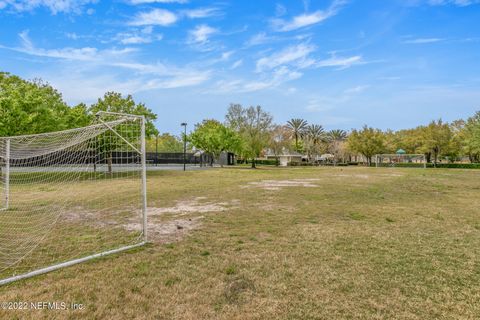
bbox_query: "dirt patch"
[246,179,320,190]
[379,173,404,177]
[149,197,239,216]
[64,197,239,243]
[125,216,203,243]
[334,174,370,179]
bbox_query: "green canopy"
[396,149,406,154]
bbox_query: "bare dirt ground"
[245,178,320,190]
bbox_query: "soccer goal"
[0,112,147,285]
[375,154,426,168]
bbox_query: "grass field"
[1,166,480,319]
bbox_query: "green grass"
[1,166,480,319]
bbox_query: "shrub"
[430,163,480,169]
[373,162,480,169]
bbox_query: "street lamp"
[181,123,187,171]
[155,134,159,167]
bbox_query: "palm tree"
[304,124,325,162]
[306,124,325,144]
[327,129,348,164]
[286,118,308,152]
[327,129,347,142]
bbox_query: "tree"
[418,120,453,165]
[146,133,183,153]
[327,129,348,164]
[225,104,273,168]
[268,125,291,166]
[286,118,308,153]
[460,112,480,163]
[89,92,158,172]
[89,91,158,136]
[347,126,385,165]
[189,119,241,166]
[0,72,86,136]
[303,124,325,162]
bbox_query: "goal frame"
[374,153,427,169]
[0,111,148,286]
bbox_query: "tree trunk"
[251,158,256,169]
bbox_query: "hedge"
[428,163,480,169]
[372,162,480,169]
[237,159,279,165]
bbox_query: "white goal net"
[375,154,426,168]
[0,112,147,285]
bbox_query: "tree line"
[2,72,479,167]
[187,105,480,167]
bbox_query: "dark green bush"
[287,162,315,166]
[430,163,480,169]
[237,159,278,165]
[374,162,480,169]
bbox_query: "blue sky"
[1,0,479,134]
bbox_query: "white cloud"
[220,51,234,60]
[315,54,362,69]
[114,28,163,45]
[0,0,96,14]
[182,7,220,18]
[230,59,243,69]
[211,66,302,93]
[188,24,218,44]
[129,9,178,26]
[7,33,212,101]
[11,30,136,61]
[256,43,316,72]
[344,85,370,94]
[272,0,347,32]
[120,35,155,44]
[129,0,187,4]
[245,32,273,47]
[402,38,445,44]
[427,0,480,6]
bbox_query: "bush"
[429,163,480,169]
[373,162,480,169]
[255,159,278,165]
[287,162,316,166]
[237,159,278,166]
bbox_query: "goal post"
[375,154,427,168]
[0,112,148,285]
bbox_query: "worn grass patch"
[1,166,480,319]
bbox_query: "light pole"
[181,123,187,171]
[155,134,158,167]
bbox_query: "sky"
[1,0,479,134]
